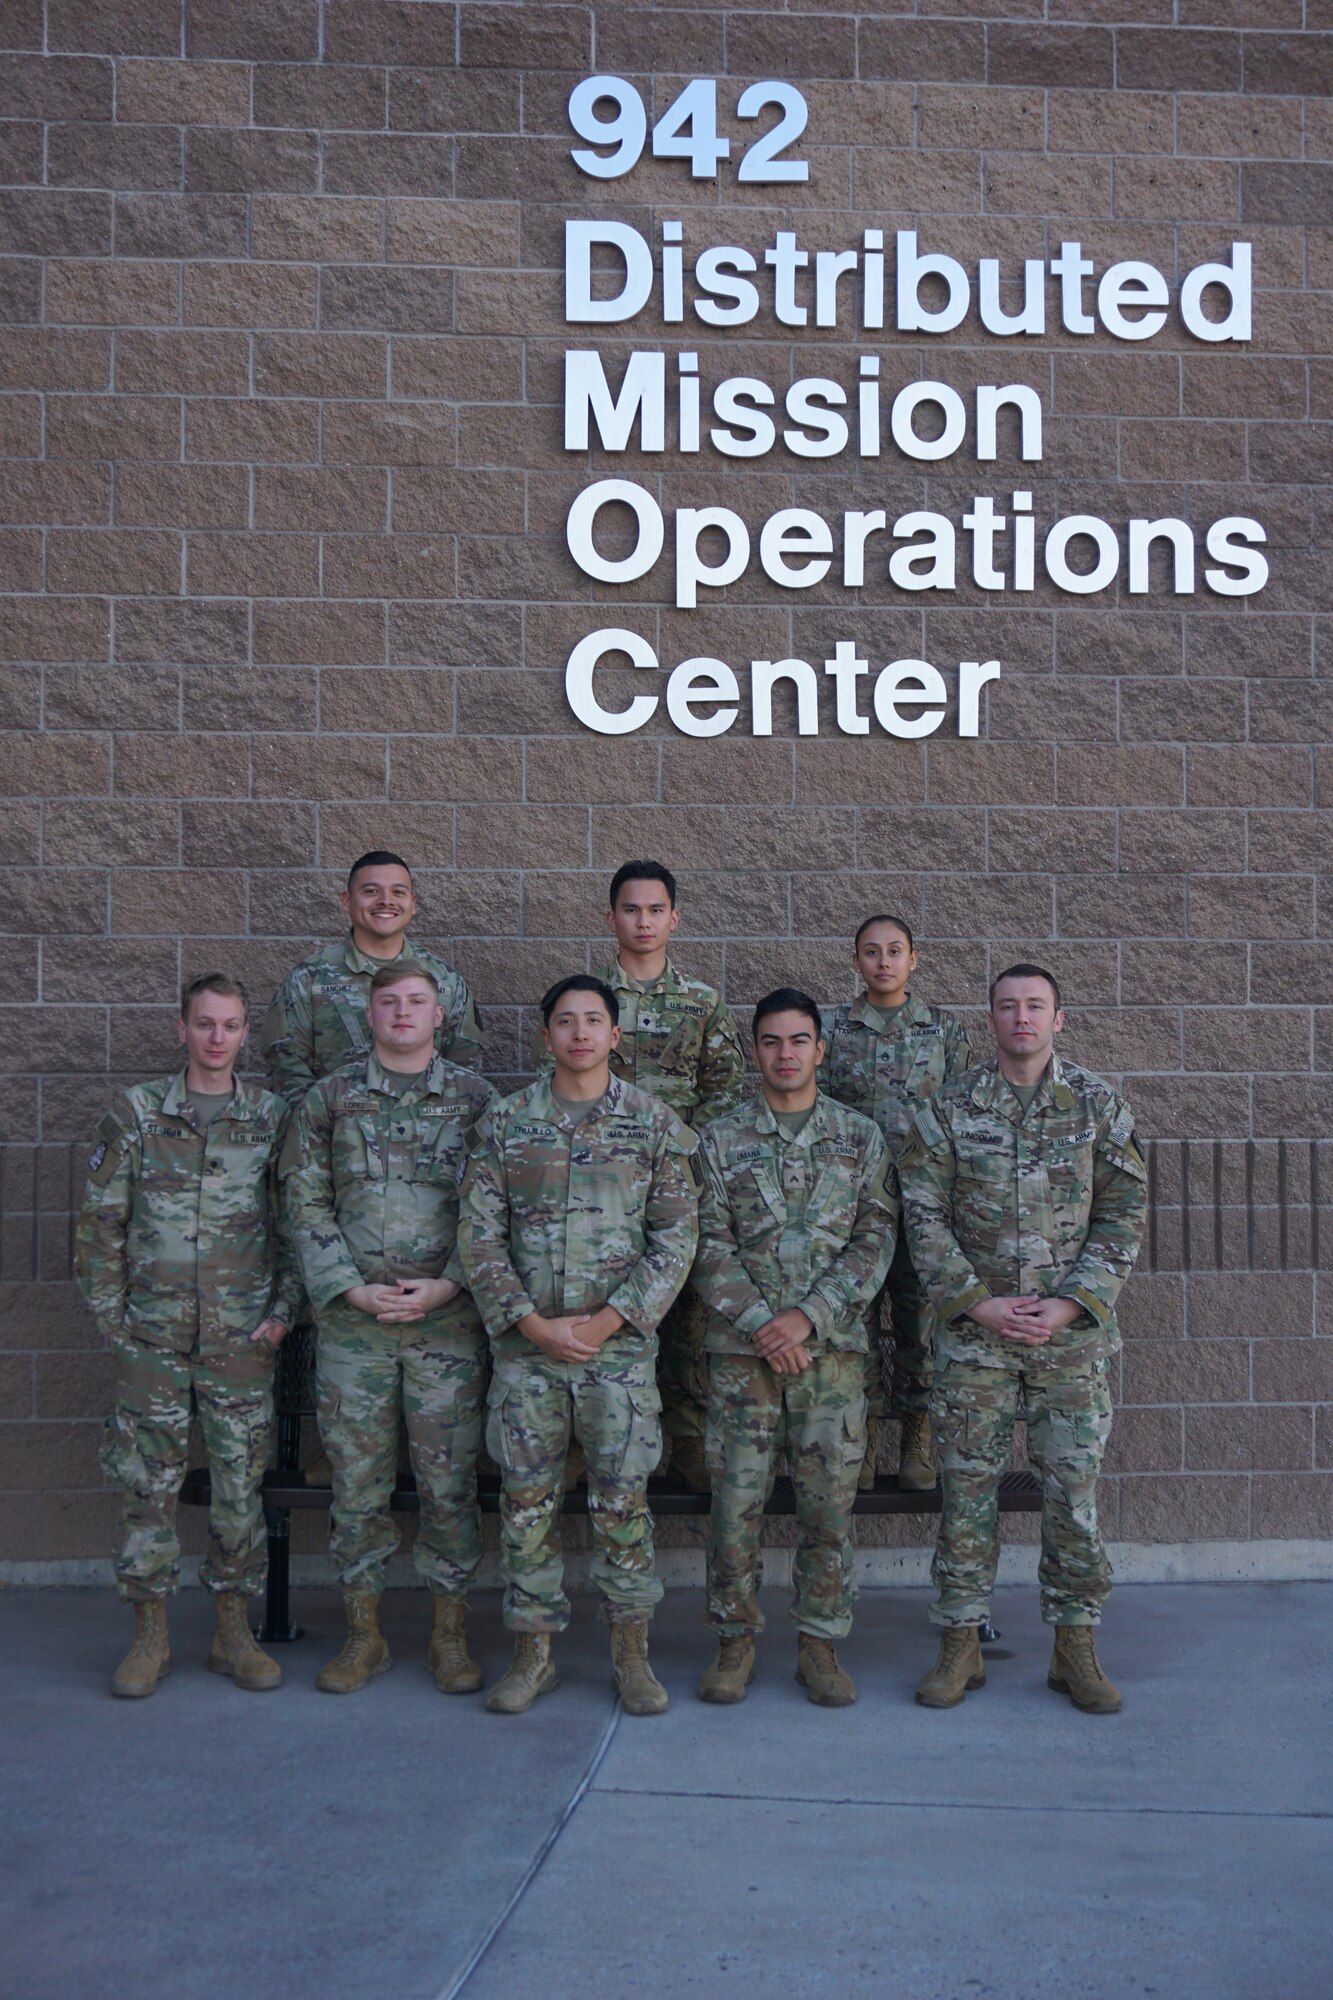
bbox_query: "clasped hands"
[752,1307,815,1375]
[344,1278,462,1323]
[517,1305,625,1363]
[968,1294,1080,1347]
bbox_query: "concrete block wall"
[1,2,1331,1562]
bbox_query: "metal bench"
[180,1461,1041,1643]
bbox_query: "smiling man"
[461,974,700,1717]
[692,989,896,1708]
[260,850,484,1106]
[77,975,300,1698]
[900,963,1148,1715]
[283,964,498,1696]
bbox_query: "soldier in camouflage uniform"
[824,914,972,1492]
[260,849,484,1100]
[693,989,897,1709]
[77,974,301,1699]
[282,963,498,1696]
[900,963,1147,1715]
[461,974,700,1717]
[260,850,484,1485]
[531,860,743,1492]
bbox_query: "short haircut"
[752,987,822,1040]
[609,859,677,910]
[369,961,439,998]
[180,973,248,1020]
[990,961,1063,1012]
[348,850,411,889]
[854,912,915,953]
[541,974,620,1027]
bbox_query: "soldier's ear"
[177,1016,188,1049]
[339,886,352,916]
[609,1023,622,1047]
[1052,1009,1066,1034]
[668,905,680,933]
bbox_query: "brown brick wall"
[1,3,1330,1559]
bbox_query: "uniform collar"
[850,987,929,1032]
[342,930,416,976]
[366,1050,447,1100]
[970,1054,1074,1123]
[529,1072,626,1131]
[605,953,680,998]
[754,1088,833,1149]
[164,1068,250,1130]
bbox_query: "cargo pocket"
[841,1394,869,1469]
[484,1383,513,1473]
[619,1384,663,1483]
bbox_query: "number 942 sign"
[569,77,809,184]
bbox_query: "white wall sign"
[559,78,1266,740]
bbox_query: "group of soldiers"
[78,851,1147,1718]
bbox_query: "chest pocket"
[333,1114,383,1182]
[1040,1136,1094,1217]
[208,1130,273,1202]
[905,1034,946,1102]
[416,1126,465,1187]
[954,1141,1011,1240]
[138,1126,199,1191]
[319,983,372,1064]
[805,1148,860,1234]
[725,1160,784,1242]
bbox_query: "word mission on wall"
[554,77,1264,742]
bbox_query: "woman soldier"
[823,916,973,1491]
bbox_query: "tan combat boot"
[698,1635,757,1705]
[316,1593,392,1694]
[486,1633,559,1714]
[857,1415,885,1492]
[110,1600,171,1699]
[795,1633,856,1707]
[208,1593,282,1691]
[1048,1626,1122,1714]
[897,1411,936,1491]
[669,1436,712,1494]
[916,1626,986,1708]
[428,1593,483,1695]
[610,1619,669,1716]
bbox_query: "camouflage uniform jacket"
[282,1052,498,1313]
[822,989,973,1162]
[531,956,744,1127]
[458,1075,701,1360]
[898,1055,1148,1369]
[694,1091,898,1357]
[75,1071,300,1357]
[260,933,484,1106]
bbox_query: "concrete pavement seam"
[433,1694,624,2000]
[591,1786,1333,1822]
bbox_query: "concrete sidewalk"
[3,1582,1329,2000]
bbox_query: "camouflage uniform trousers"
[705,1351,868,1641]
[485,1347,664,1632]
[100,1330,275,1601]
[316,1296,487,1599]
[863,1230,934,1423]
[657,1282,711,1443]
[930,1355,1114,1629]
